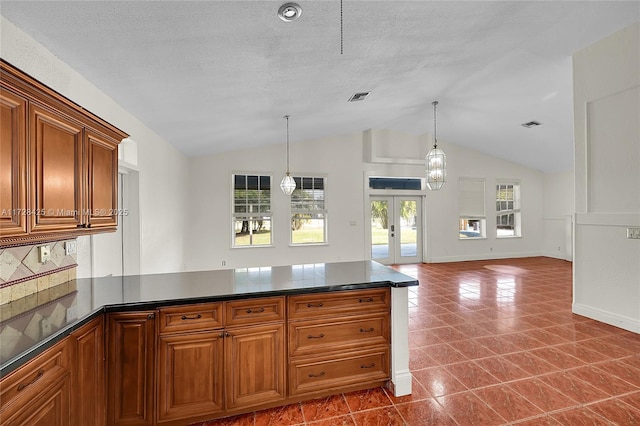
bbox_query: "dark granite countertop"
[0,260,417,377]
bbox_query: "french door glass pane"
[399,200,417,257]
[371,200,389,259]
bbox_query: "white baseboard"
[542,251,572,261]
[389,370,413,397]
[572,303,640,334]
[429,251,544,263]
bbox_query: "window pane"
[291,213,325,244]
[234,218,271,246]
[233,174,272,246]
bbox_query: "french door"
[370,196,422,264]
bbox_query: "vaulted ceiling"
[2,1,638,172]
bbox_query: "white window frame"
[290,175,328,246]
[232,173,273,248]
[458,178,486,239]
[496,181,521,238]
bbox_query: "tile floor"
[193,257,640,425]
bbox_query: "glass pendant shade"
[280,173,296,195]
[426,100,446,190]
[426,147,446,190]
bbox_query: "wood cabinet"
[71,316,105,426]
[0,60,128,246]
[0,339,72,426]
[156,303,224,424]
[107,312,156,426]
[287,288,391,397]
[2,288,393,425]
[155,298,286,425]
[0,87,27,238]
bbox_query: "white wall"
[1,16,190,275]
[543,171,574,260]
[185,128,546,271]
[572,22,640,333]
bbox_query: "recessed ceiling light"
[522,120,542,128]
[348,92,371,102]
[278,3,302,22]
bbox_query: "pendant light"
[280,115,296,195]
[426,101,446,190]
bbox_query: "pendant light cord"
[284,115,290,173]
[340,0,344,54]
[432,100,438,149]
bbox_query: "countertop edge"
[1,279,417,377]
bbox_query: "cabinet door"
[225,323,286,410]
[85,129,118,229]
[0,87,27,238]
[29,103,84,233]
[157,331,224,422]
[107,312,156,426]
[71,316,105,426]
[1,372,71,426]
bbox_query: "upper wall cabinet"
[0,60,128,246]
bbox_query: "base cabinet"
[71,316,105,426]
[107,312,156,426]
[1,288,392,425]
[157,331,224,423]
[225,323,286,411]
[0,340,72,426]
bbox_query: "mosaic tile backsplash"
[0,241,77,306]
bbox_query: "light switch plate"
[39,245,51,263]
[65,240,77,255]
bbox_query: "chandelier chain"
[432,100,438,148]
[340,0,344,54]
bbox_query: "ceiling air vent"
[522,120,541,128]
[348,92,371,102]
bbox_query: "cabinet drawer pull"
[307,333,325,339]
[181,314,202,320]
[359,297,374,303]
[245,307,265,314]
[360,363,376,369]
[307,302,324,308]
[308,371,325,378]
[17,369,44,391]
[359,327,375,333]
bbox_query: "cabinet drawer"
[225,297,285,326]
[289,314,390,357]
[0,339,70,411]
[288,288,390,319]
[158,302,223,334]
[289,347,389,396]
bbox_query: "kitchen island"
[0,260,417,425]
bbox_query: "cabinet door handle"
[359,327,375,333]
[360,363,376,369]
[359,297,374,303]
[307,302,324,308]
[307,333,325,339]
[225,331,231,337]
[17,369,44,391]
[245,307,265,314]
[147,313,155,319]
[308,371,325,378]
[218,332,225,338]
[181,314,202,320]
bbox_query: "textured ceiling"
[1,1,638,172]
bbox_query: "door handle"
[390,225,395,232]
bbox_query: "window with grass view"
[496,182,521,237]
[458,178,486,239]
[291,176,326,244]
[233,174,272,246]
